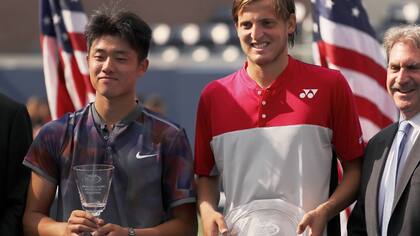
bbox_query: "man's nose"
[250,24,263,40]
[395,68,410,84]
[102,57,114,72]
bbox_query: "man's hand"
[93,223,127,236]
[197,176,228,236]
[64,210,103,236]
[296,206,328,236]
[200,208,228,236]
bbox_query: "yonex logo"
[299,89,318,99]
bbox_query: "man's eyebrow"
[92,48,106,54]
[113,50,129,55]
[91,48,129,55]
[388,62,420,69]
[406,62,420,68]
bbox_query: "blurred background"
[0,0,419,142]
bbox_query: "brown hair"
[232,0,296,46]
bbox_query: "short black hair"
[85,8,152,61]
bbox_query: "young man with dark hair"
[194,0,364,235]
[23,8,196,236]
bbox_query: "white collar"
[400,112,420,132]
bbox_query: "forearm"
[24,173,66,236]
[23,212,66,236]
[132,203,197,236]
[319,158,362,220]
[134,218,196,236]
[196,175,220,215]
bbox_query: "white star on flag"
[352,7,360,17]
[325,0,334,9]
[43,17,51,26]
[53,14,60,24]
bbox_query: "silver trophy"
[73,164,114,217]
[225,199,308,236]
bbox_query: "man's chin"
[248,56,273,66]
[397,103,420,119]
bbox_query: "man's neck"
[94,95,137,128]
[246,56,289,88]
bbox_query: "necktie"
[381,120,411,235]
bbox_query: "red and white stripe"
[313,11,398,236]
[313,15,398,142]
[41,5,94,120]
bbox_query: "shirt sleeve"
[23,117,68,184]
[162,127,196,210]
[331,72,365,162]
[194,88,217,176]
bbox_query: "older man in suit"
[347,25,420,235]
[0,93,32,236]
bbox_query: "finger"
[72,211,100,227]
[96,218,105,226]
[71,210,98,222]
[207,226,216,236]
[91,230,106,236]
[215,217,228,235]
[70,210,86,216]
[67,223,96,233]
[204,220,218,236]
[68,216,98,229]
[95,223,113,235]
[84,211,99,223]
[296,215,310,234]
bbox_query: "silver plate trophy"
[225,199,308,236]
[73,164,114,217]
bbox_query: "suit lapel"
[365,123,398,233]
[393,135,420,210]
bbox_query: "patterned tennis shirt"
[24,102,196,228]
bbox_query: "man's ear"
[287,13,297,34]
[137,58,149,77]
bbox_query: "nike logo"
[136,152,158,159]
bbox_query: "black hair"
[85,7,152,60]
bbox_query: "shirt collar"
[240,55,296,90]
[406,112,420,132]
[91,101,143,130]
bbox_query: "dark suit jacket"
[0,93,32,236]
[348,122,420,235]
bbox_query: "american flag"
[311,0,398,143]
[40,0,94,120]
[311,0,398,235]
